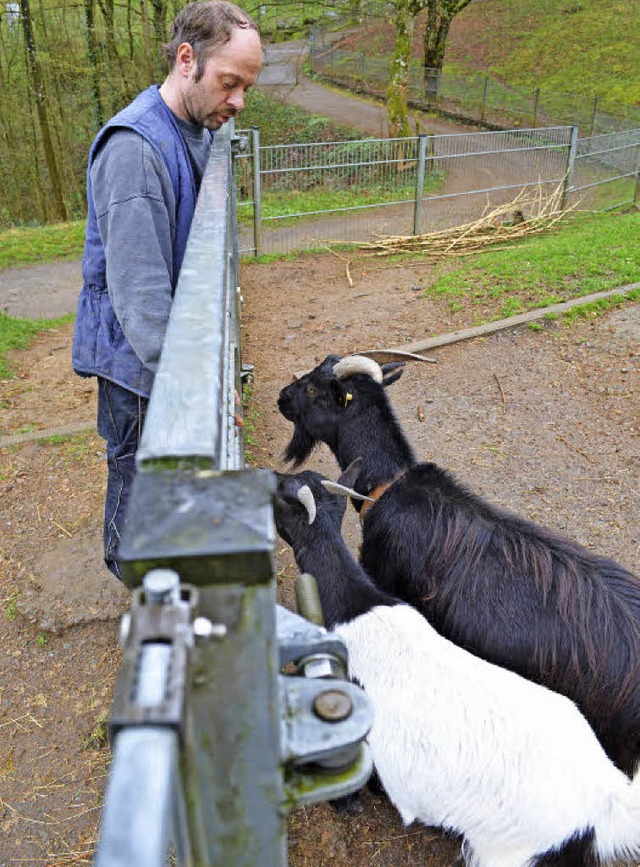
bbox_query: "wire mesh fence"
[235,124,638,257]
[309,35,640,137]
[569,131,640,212]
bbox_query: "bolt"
[118,612,131,648]
[143,569,180,604]
[313,688,353,723]
[193,616,227,641]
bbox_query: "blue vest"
[72,85,199,397]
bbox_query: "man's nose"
[227,90,245,111]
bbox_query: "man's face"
[181,28,262,129]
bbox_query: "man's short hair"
[164,0,259,81]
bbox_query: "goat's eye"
[307,386,316,395]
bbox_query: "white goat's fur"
[335,604,640,867]
[332,355,383,383]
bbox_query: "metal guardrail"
[94,123,373,867]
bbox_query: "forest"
[1,0,638,228]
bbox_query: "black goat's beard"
[283,425,316,467]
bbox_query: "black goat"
[278,354,640,776]
[274,470,640,867]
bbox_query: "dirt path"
[1,45,639,866]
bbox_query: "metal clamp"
[231,134,250,155]
[109,569,199,740]
[276,602,373,805]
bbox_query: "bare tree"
[385,0,475,134]
[423,0,474,97]
[85,0,105,131]
[386,0,420,137]
[18,0,68,221]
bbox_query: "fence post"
[361,50,366,87]
[561,125,579,212]
[590,95,599,136]
[532,88,540,128]
[480,76,489,123]
[413,134,428,236]
[251,127,261,257]
[633,146,640,209]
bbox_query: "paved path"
[0,38,481,320]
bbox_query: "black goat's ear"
[330,378,353,408]
[337,457,363,489]
[382,362,404,388]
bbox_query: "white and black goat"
[277,353,640,776]
[274,469,640,867]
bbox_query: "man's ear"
[176,42,196,76]
[330,378,353,408]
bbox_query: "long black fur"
[277,354,640,776]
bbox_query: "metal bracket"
[231,134,250,155]
[276,604,373,805]
[110,570,198,740]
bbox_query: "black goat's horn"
[357,349,437,364]
[333,355,383,383]
[296,484,316,525]
[321,480,374,502]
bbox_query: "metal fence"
[569,130,640,212]
[309,33,640,137]
[94,124,373,867]
[237,125,640,256]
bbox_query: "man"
[72,0,262,580]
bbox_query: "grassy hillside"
[447,0,640,105]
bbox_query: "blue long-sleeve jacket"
[72,85,202,397]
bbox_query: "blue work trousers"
[97,378,148,580]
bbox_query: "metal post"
[361,50,366,87]
[532,88,540,128]
[252,127,261,258]
[590,95,599,136]
[481,76,489,123]
[413,134,428,236]
[95,728,181,867]
[633,145,640,209]
[561,125,579,212]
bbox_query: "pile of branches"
[360,184,573,259]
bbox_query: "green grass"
[449,0,640,107]
[5,592,20,621]
[0,312,73,379]
[239,178,440,226]
[423,210,639,320]
[0,221,85,270]
[239,89,364,147]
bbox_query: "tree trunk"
[96,0,136,110]
[19,0,68,221]
[423,0,474,99]
[85,0,104,131]
[386,0,415,139]
[149,0,168,81]
[139,0,156,85]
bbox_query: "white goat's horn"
[358,349,437,364]
[321,480,374,502]
[296,484,316,525]
[333,355,383,383]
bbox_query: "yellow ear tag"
[344,392,353,405]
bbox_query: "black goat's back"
[359,462,640,775]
